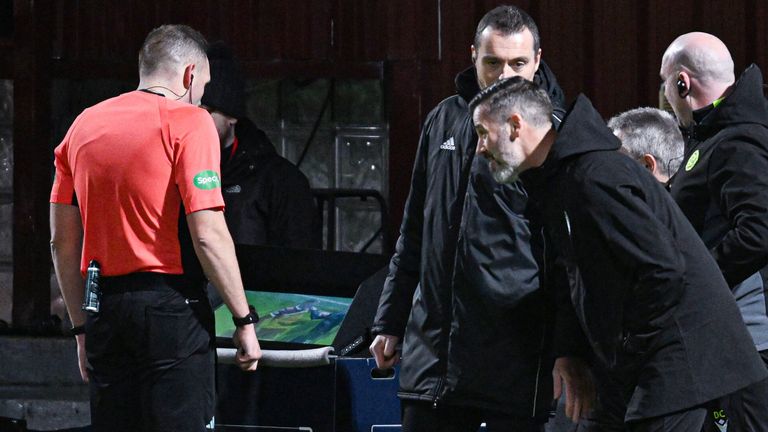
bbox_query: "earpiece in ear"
[677,77,688,98]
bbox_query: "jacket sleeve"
[371,113,434,338]
[573,168,687,332]
[548,245,592,359]
[708,137,768,287]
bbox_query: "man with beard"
[661,32,768,431]
[471,76,768,431]
[369,5,592,431]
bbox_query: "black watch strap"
[69,325,86,336]
[232,305,259,327]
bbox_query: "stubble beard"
[489,136,525,184]
[490,161,520,184]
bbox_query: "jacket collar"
[455,60,566,111]
[691,64,768,140]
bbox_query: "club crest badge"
[685,150,700,171]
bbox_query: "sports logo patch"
[440,137,456,151]
[713,408,728,432]
[685,149,700,171]
[193,170,221,190]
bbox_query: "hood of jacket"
[536,94,620,177]
[692,64,768,140]
[455,60,567,113]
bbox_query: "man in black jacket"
[471,76,768,431]
[202,42,319,249]
[661,32,768,431]
[369,6,592,431]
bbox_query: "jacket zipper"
[432,376,445,408]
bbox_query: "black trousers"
[581,351,768,432]
[85,273,215,432]
[701,350,768,432]
[400,400,546,432]
[626,407,707,432]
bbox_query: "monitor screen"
[215,291,353,347]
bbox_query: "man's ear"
[470,45,477,64]
[508,113,523,139]
[183,64,195,89]
[533,48,542,72]
[642,154,658,174]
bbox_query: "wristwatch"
[69,325,86,336]
[232,305,260,327]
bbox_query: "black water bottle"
[82,260,101,313]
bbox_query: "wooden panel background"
[8,0,768,326]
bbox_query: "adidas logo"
[440,137,456,151]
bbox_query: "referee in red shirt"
[49,25,260,431]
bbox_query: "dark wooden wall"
[6,0,768,326]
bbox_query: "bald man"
[661,32,768,432]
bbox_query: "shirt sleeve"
[173,108,225,214]
[50,121,77,205]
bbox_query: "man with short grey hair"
[661,32,768,432]
[471,76,768,431]
[608,107,683,184]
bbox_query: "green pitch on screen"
[215,291,352,346]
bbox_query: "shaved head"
[661,32,734,85]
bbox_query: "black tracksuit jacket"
[372,62,566,417]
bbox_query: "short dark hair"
[138,24,208,77]
[474,5,540,52]
[469,76,553,128]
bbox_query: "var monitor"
[215,290,353,348]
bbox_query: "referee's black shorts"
[85,272,215,432]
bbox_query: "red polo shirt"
[50,90,224,276]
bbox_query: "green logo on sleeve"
[193,170,221,190]
[685,150,700,172]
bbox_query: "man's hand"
[553,356,595,423]
[75,334,90,383]
[233,325,262,371]
[369,334,400,369]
